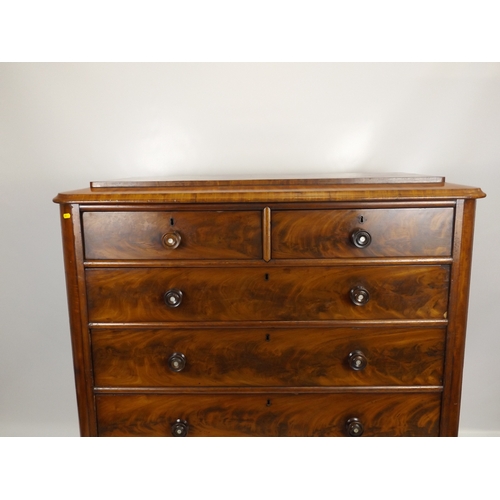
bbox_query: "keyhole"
[265,273,269,281]
[170,218,175,226]
[359,215,364,223]
[266,399,272,407]
[265,334,270,342]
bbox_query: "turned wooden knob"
[164,288,183,308]
[348,350,367,371]
[350,286,370,306]
[168,352,186,372]
[351,229,371,248]
[162,231,181,249]
[346,417,364,437]
[171,419,189,437]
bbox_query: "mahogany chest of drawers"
[54,174,485,436]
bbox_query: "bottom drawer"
[96,392,441,437]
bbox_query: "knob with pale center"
[162,231,181,249]
[164,288,183,307]
[351,229,372,249]
[171,419,189,437]
[349,286,370,306]
[168,352,186,372]
[346,417,364,437]
[348,350,367,371]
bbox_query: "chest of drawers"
[54,174,485,436]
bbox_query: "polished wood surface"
[272,207,453,258]
[53,175,485,205]
[90,172,446,188]
[58,204,97,436]
[54,175,484,437]
[95,392,442,436]
[440,199,477,436]
[86,265,450,322]
[83,210,262,260]
[91,326,445,387]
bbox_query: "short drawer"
[272,207,454,258]
[92,326,445,387]
[96,392,442,436]
[86,265,450,322]
[82,210,262,260]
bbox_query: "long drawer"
[96,392,442,437]
[91,326,445,387]
[86,265,450,322]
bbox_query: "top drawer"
[272,207,454,258]
[82,211,262,260]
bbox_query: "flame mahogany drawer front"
[95,393,442,437]
[91,326,446,388]
[54,174,485,437]
[272,207,454,258]
[83,210,263,260]
[86,266,450,322]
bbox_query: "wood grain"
[53,176,484,437]
[272,207,454,258]
[91,326,445,388]
[53,178,486,205]
[96,392,442,436]
[82,210,262,260]
[86,265,450,322]
[440,199,477,435]
[59,204,96,436]
[262,207,271,262]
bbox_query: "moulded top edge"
[53,184,486,204]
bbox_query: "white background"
[1,61,498,438]
[1,3,500,496]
